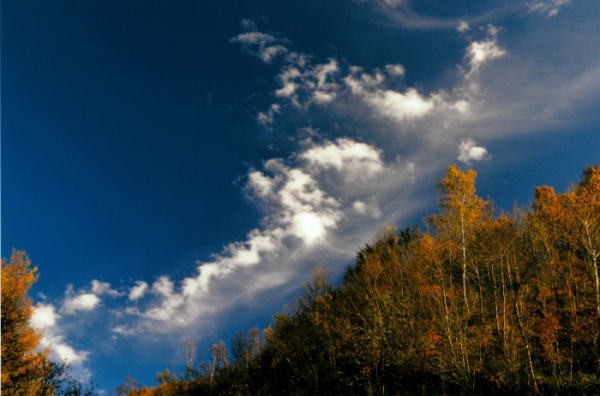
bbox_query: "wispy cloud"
[528,0,570,17]
[230,24,289,64]
[128,281,148,301]
[372,0,522,31]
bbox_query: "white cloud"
[123,137,404,328]
[152,276,174,297]
[291,211,334,244]
[230,31,288,64]
[457,21,470,33]
[62,293,100,314]
[90,280,121,297]
[314,59,339,88]
[128,281,148,301]
[231,32,275,45]
[528,0,570,17]
[301,138,384,177]
[260,45,288,63]
[346,72,435,121]
[369,88,435,121]
[385,64,405,76]
[30,303,59,330]
[248,170,276,197]
[313,90,337,103]
[30,304,89,367]
[43,338,89,366]
[457,138,490,164]
[257,103,281,127]
[111,325,141,336]
[466,38,506,77]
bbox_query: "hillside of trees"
[123,165,599,395]
[3,165,599,395]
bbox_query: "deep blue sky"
[3,0,599,391]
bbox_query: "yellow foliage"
[1,250,52,395]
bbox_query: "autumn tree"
[1,250,54,395]
[430,165,491,312]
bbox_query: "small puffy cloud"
[344,70,438,122]
[44,339,89,365]
[313,90,337,103]
[128,281,148,301]
[257,103,281,127]
[385,64,405,77]
[30,303,59,330]
[456,21,470,33]
[528,0,570,17]
[152,276,174,297]
[230,31,288,64]
[90,280,121,297]
[314,59,339,88]
[260,45,288,63]
[276,67,302,100]
[457,138,490,164]
[301,138,384,177]
[62,293,100,314]
[368,88,435,121]
[466,38,506,77]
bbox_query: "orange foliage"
[1,250,51,395]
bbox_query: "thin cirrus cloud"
[528,0,571,17]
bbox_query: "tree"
[431,165,491,312]
[1,250,54,395]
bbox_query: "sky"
[2,0,599,391]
